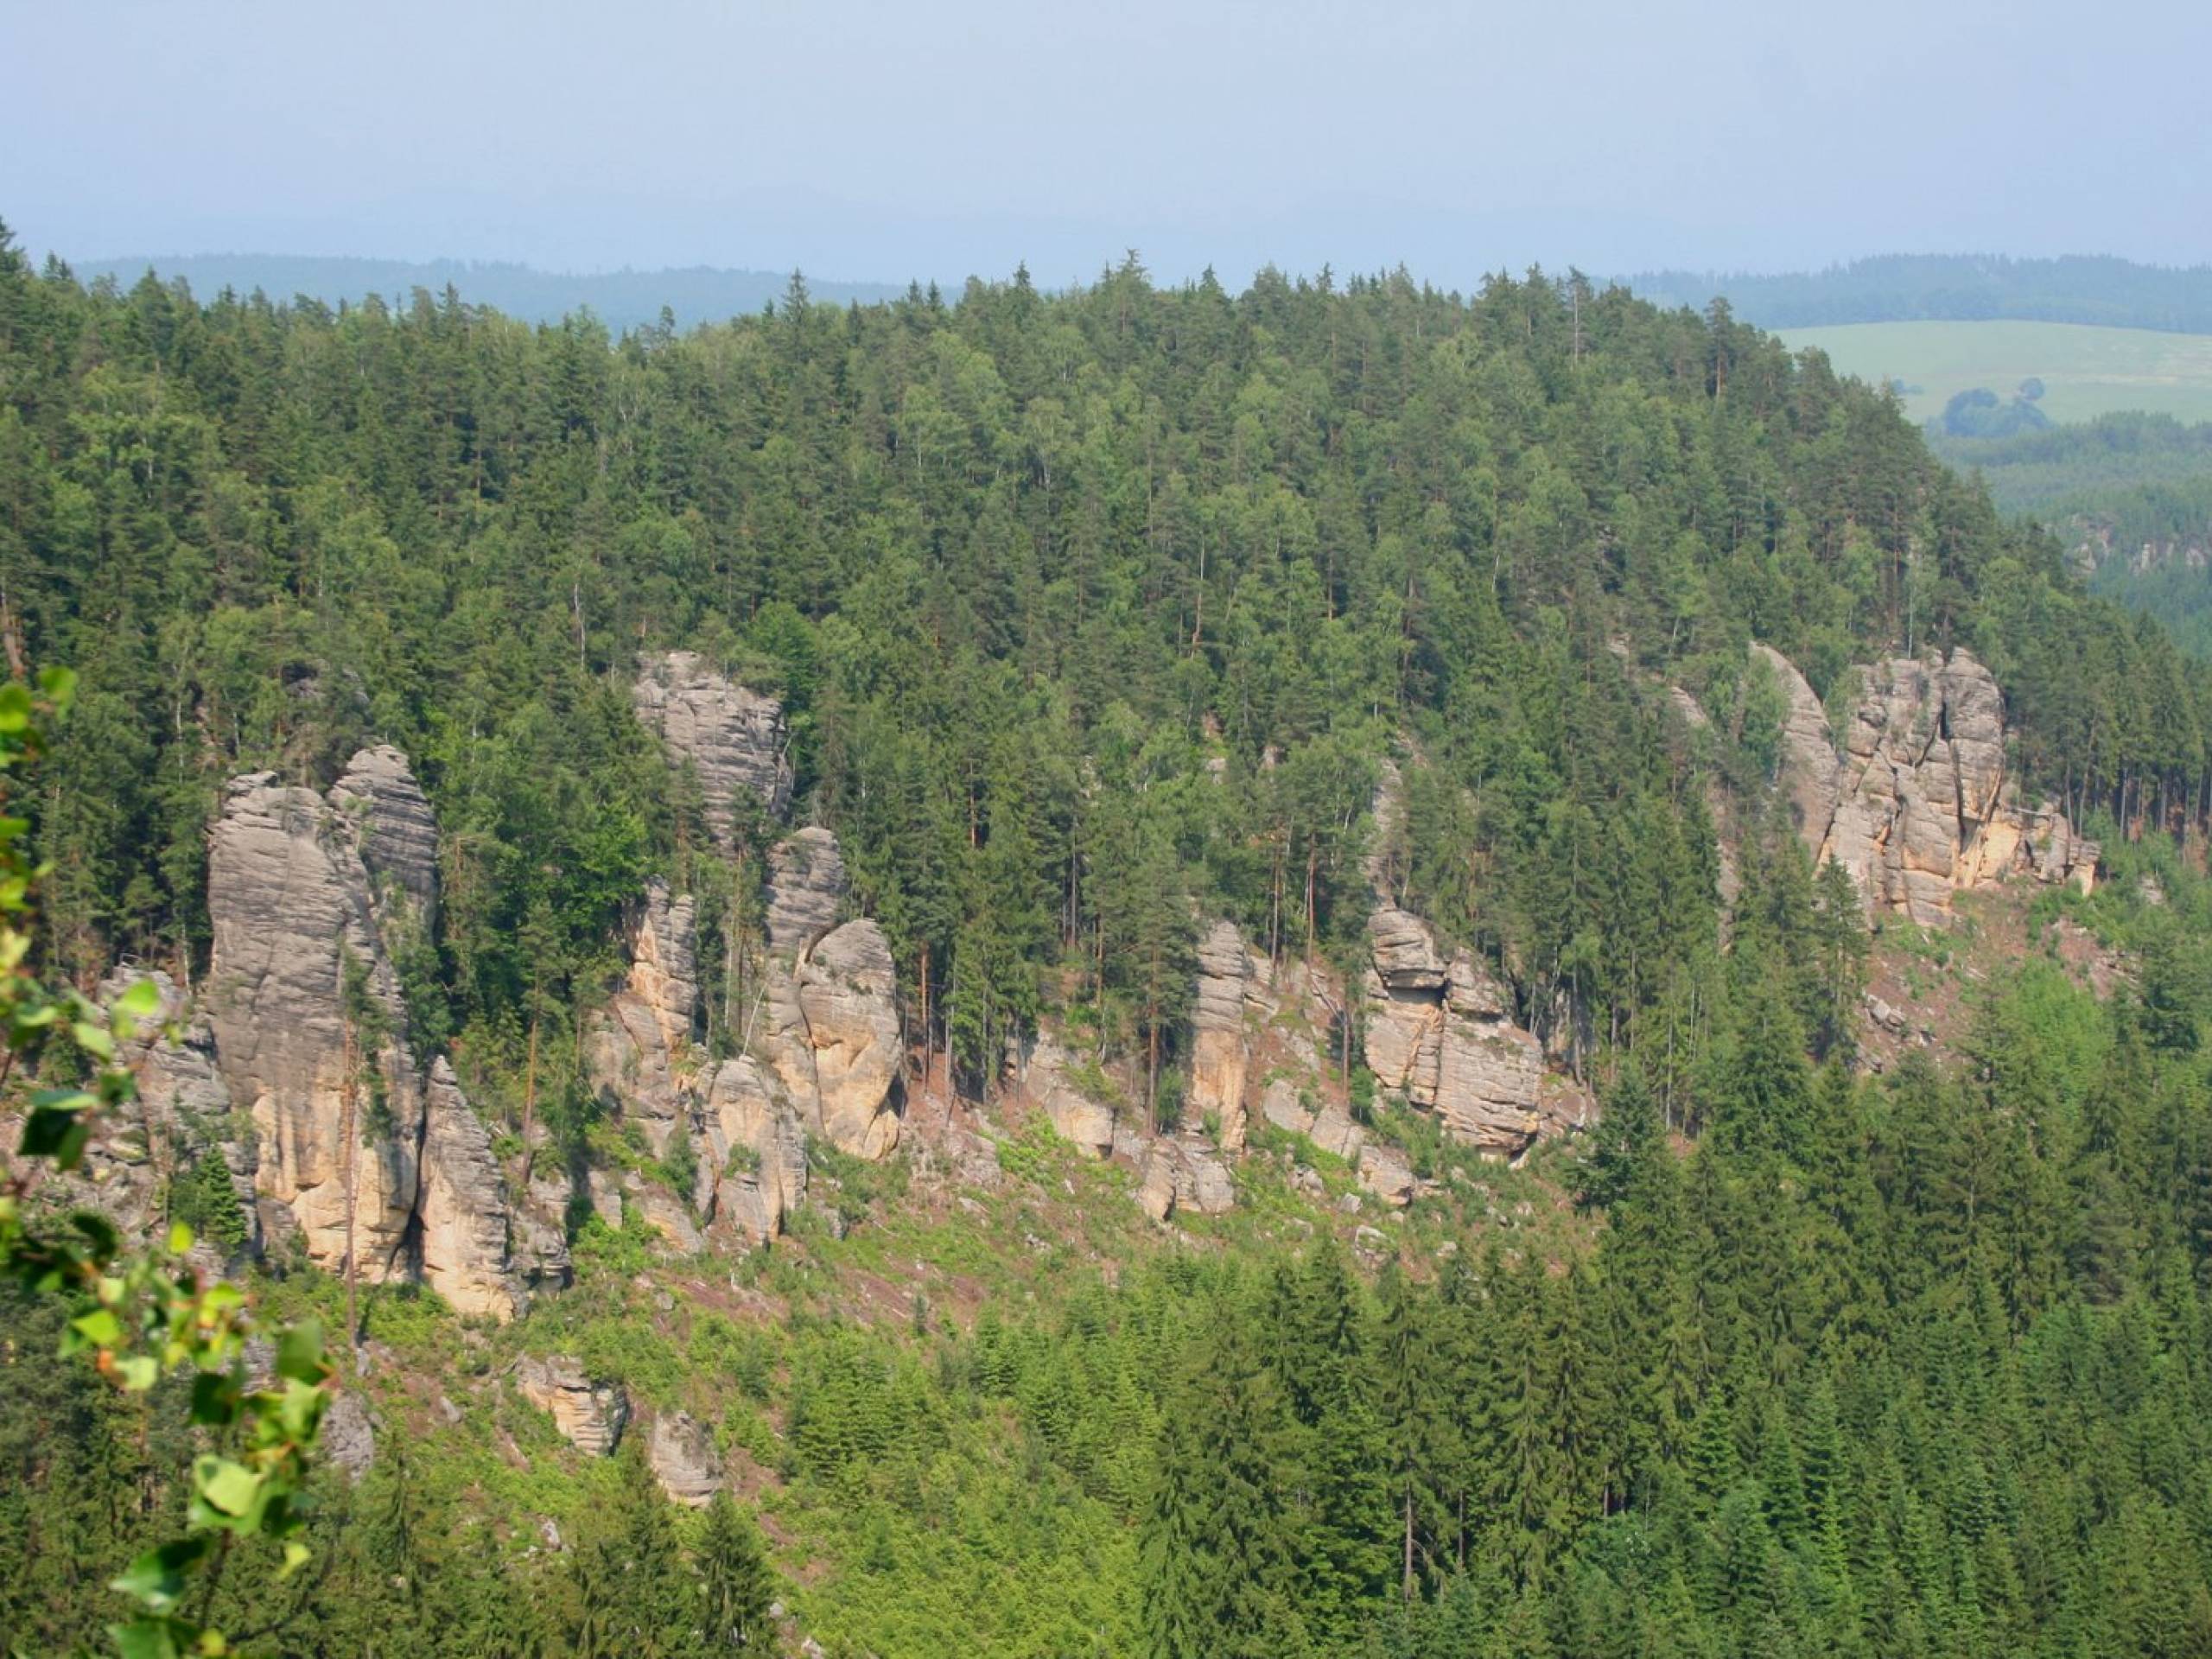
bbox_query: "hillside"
[9,234,2212,1656]
[1630,253,2212,333]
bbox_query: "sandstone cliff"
[632,650,794,840]
[1757,643,2098,925]
[204,753,543,1320]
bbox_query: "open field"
[1777,319,2212,425]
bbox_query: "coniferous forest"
[9,221,2212,1656]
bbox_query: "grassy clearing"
[1777,320,2212,425]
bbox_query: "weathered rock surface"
[323,1390,377,1479]
[1361,907,1546,1156]
[206,756,537,1320]
[1136,1138,1236,1223]
[585,881,700,1158]
[416,1058,523,1319]
[329,746,440,923]
[1259,1077,1315,1137]
[208,772,423,1281]
[1189,921,1255,1149]
[1021,1034,1116,1157]
[1357,1143,1415,1207]
[765,827,847,955]
[702,1055,809,1243]
[632,651,793,840]
[1756,643,2099,925]
[647,1411,724,1506]
[517,1357,628,1456]
[794,920,904,1159]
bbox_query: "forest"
[8,219,2212,1655]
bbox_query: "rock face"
[416,1058,524,1319]
[632,651,793,841]
[329,745,441,923]
[1188,922,1256,1151]
[208,772,424,1280]
[1362,907,1545,1156]
[517,1357,628,1456]
[1756,644,2099,925]
[585,881,701,1159]
[794,921,904,1159]
[647,1411,724,1506]
[206,753,541,1320]
[1021,1034,1116,1157]
[703,1055,810,1243]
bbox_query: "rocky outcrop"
[206,753,539,1321]
[632,651,794,841]
[585,881,700,1158]
[329,745,440,923]
[1188,922,1256,1151]
[1136,1137,1236,1223]
[208,772,423,1280]
[702,1055,809,1244]
[416,1058,524,1319]
[517,1357,628,1456]
[1021,1034,1116,1157]
[322,1391,377,1480]
[764,827,847,954]
[794,922,903,1159]
[1756,644,2099,925]
[647,1411,724,1506]
[1362,907,1545,1156]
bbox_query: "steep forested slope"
[9,224,2212,1657]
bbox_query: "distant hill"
[1626,253,2212,334]
[76,254,906,332]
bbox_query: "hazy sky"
[7,0,2209,286]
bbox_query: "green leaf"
[107,1618,187,1659]
[70,1307,123,1348]
[72,1211,121,1259]
[166,1220,195,1255]
[37,666,76,708]
[193,1455,263,1520]
[274,1319,329,1384]
[114,977,164,1021]
[279,1541,312,1580]
[111,1540,209,1612]
[19,1095,95,1168]
[117,1355,161,1391]
[189,1370,244,1427]
[0,683,32,734]
[73,1019,117,1058]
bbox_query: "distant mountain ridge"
[78,253,906,332]
[1625,253,2212,334]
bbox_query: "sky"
[6,0,2210,288]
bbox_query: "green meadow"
[1777,318,2212,424]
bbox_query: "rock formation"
[585,881,701,1159]
[647,1411,724,1506]
[517,1356,628,1456]
[1020,1034,1117,1157]
[1188,921,1257,1151]
[208,772,424,1278]
[632,651,793,840]
[1756,644,2098,925]
[205,753,543,1321]
[1362,906,1545,1156]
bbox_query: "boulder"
[647,1411,724,1507]
[1260,1077,1315,1137]
[1357,1143,1415,1208]
[323,1390,377,1480]
[517,1357,627,1456]
[632,651,793,840]
[1174,1141,1236,1215]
